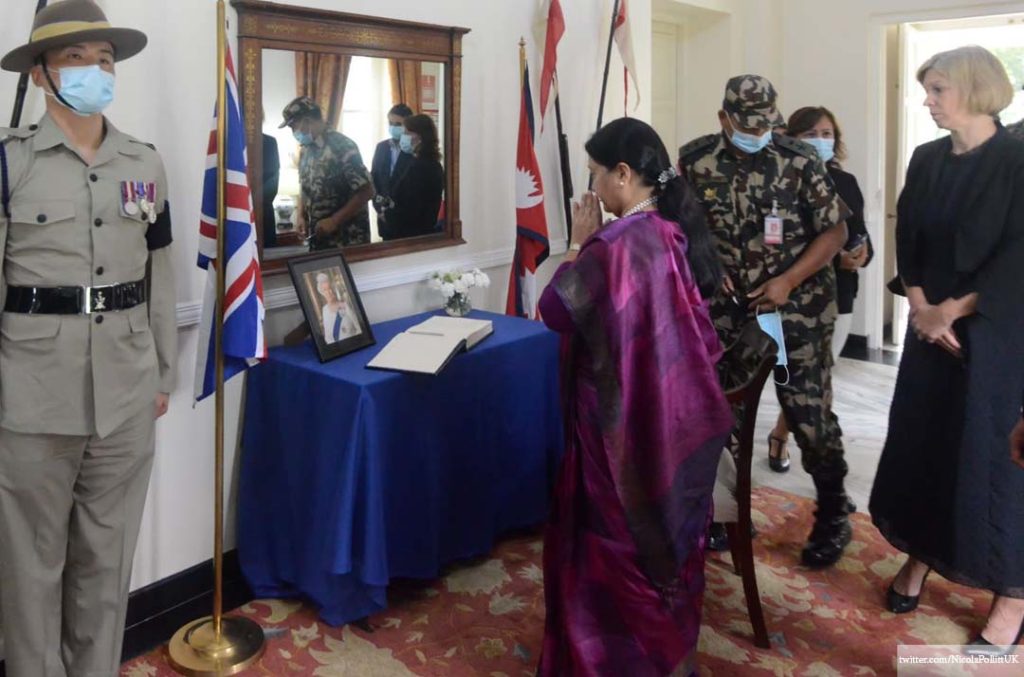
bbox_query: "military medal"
[121,181,140,216]
[146,182,158,224]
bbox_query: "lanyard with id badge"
[764,198,783,245]
[758,199,788,384]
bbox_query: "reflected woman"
[380,113,445,240]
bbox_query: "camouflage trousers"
[712,287,847,481]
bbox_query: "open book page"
[408,316,493,350]
[366,332,466,375]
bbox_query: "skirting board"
[0,552,253,672]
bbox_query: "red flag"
[538,0,565,124]
[506,55,550,319]
[613,0,639,112]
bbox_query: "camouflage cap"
[722,74,785,131]
[279,96,322,128]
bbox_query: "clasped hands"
[909,302,961,358]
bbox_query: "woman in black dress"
[379,113,445,240]
[766,106,873,473]
[869,45,1024,654]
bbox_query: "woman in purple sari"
[537,118,733,676]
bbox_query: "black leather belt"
[4,280,147,314]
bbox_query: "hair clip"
[657,167,679,185]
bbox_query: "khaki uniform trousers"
[0,404,154,677]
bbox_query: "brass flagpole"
[168,1,265,673]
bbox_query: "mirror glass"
[260,49,447,260]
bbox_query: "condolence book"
[366,316,494,375]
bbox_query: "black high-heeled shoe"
[768,433,790,473]
[886,567,931,614]
[964,617,1024,657]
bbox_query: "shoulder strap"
[1,141,10,219]
[678,134,718,164]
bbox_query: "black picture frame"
[287,250,375,362]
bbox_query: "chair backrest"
[716,322,779,512]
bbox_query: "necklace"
[621,196,658,219]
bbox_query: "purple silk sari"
[537,212,733,677]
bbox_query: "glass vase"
[444,292,472,317]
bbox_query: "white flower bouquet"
[428,267,490,316]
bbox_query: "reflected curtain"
[295,52,351,130]
[389,59,422,113]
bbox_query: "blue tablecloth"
[237,310,562,625]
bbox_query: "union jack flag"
[193,46,267,402]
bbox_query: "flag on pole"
[538,0,565,126]
[193,45,267,402]
[613,0,640,112]
[506,46,550,320]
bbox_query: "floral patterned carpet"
[122,488,1020,676]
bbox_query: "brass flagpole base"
[167,616,265,676]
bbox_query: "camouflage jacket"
[299,130,372,248]
[679,132,850,305]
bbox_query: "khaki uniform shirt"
[0,114,176,437]
[299,130,371,249]
[680,132,851,317]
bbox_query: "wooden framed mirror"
[232,0,469,273]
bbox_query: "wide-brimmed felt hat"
[722,74,785,131]
[1,0,147,73]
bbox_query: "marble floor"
[749,356,899,513]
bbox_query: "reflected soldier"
[280,96,374,249]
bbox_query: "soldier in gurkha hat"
[0,1,175,674]
[280,95,375,249]
[679,75,855,569]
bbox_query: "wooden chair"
[713,321,778,650]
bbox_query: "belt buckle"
[82,285,112,314]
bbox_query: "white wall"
[779,0,1024,346]
[0,0,659,594]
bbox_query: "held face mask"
[756,309,790,385]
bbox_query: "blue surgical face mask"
[756,309,790,385]
[46,65,114,116]
[728,122,772,154]
[293,130,313,146]
[389,124,404,141]
[399,133,414,154]
[805,137,835,163]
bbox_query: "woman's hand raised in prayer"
[570,191,601,248]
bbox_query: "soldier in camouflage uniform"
[280,96,374,249]
[679,75,854,568]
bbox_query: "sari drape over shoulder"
[538,212,733,677]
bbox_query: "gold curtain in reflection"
[295,52,351,130]
[388,59,423,113]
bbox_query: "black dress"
[870,131,1024,599]
[827,165,872,315]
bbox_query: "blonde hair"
[916,45,1014,116]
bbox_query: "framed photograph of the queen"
[288,251,374,362]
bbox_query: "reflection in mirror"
[261,49,447,260]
